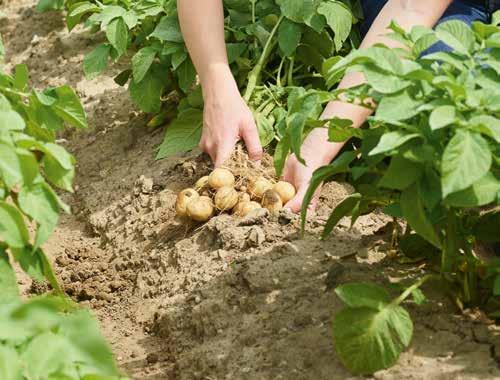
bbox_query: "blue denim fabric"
[360,1,489,54]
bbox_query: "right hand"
[200,65,262,167]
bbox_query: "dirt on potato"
[2,1,500,379]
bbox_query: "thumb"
[285,183,320,214]
[241,118,263,162]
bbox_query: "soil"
[1,1,500,379]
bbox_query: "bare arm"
[177,0,262,166]
[285,0,453,211]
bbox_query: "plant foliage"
[0,47,124,379]
[285,14,500,375]
[38,0,361,160]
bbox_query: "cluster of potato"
[175,168,296,222]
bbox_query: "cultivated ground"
[1,1,500,379]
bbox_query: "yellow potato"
[175,188,199,217]
[208,168,235,190]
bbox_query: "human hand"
[200,65,262,167]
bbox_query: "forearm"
[312,0,453,163]
[177,0,234,94]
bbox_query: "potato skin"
[261,189,283,215]
[187,196,214,222]
[214,186,239,211]
[272,181,296,204]
[175,188,199,217]
[234,201,261,217]
[208,168,235,190]
[248,177,272,200]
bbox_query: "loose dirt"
[1,1,500,379]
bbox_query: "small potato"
[261,189,283,215]
[247,177,272,200]
[175,188,199,217]
[272,181,296,204]
[238,192,251,203]
[208,168,235,189]
[187,196,214,222]
[194,176,209,191]
[234,201,261,217]
[214,186,239,211]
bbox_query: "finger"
[200,139,216,163]
[214,140,236,168]
[241,118,263,162]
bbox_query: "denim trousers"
[361,0,490,54]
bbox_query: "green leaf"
[59,310,120,377]
[150,15,183,43]
[13,64,29,90]
[53,86,87,129]
[473,211,500,243]
[83,44,111,80]
[18,183,60,248]
[301,151,357,232]
[494,276,500,296]
[129,66,165,113]
[468,115,500,143]
[67,2,100,31]
[132,46,157,83]
[0,143,38,189]
[42,143,76,192]
[317,1,353,51]
[156,108,203,159]
[363,65,410,94]
[0,201,30,248]
[0,250,20,304]
[273,134,291,177]
[441,130,492,197]
[376,90,422,122]
[445,173,500,207]
[322,193,362,238]
[22,332,72,379]
[278,19,302,57]
[177,58,197,93]
[369,132,421,156]
[401,184,441,248]
[435,20,475,55]
[379,156,423,190]
[335,283,391,309]
[277,0,315,23]
[106,17,128,57]
[254,112,275,147]
[429,105,456,130]
[332,304,413,375]
[0,109,25,131]
[36,0,64,12]
[0,346,22,380]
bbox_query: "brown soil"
[2,1,500,379]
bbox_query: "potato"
[214,186,239,211]
[187,196,214,222]
[272,181,296,204]
[261,189,283,215]
[175,188,199,217]
[194,176,209,191]
[208,168,235,189]
[238,192,251,203]
[234,201,261,217]
[247,176,272,200]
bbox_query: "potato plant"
[37,0,361,160]
[281,14,500,375]
[0,47,124,379]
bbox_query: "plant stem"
[392,274,437,306]
[243,15,284,102]
[287,57,294,86]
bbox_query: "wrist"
[301,128,344,168]
[200,63,239,99]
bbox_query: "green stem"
[0,86,30,98]
[243,15,284,102]
[392,274,437,306]
[287,57,295,87]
